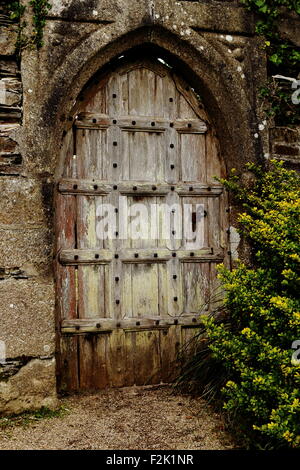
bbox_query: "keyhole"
[192,211,197,232]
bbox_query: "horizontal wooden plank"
[75,112,110,129]
[120,247,224,263]
[58,179,223,196]
[176,184,223,196]
[75,114,207,133]
[59,249,113,264]
[61,315,204,333]
[174,119,207,134]
[59,248,224,265]
[58,179,111,195]
[119,183,169,195]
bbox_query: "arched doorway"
[55,55,229,392]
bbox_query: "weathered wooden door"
[56,58,228,391]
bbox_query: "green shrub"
[182,160,300,448]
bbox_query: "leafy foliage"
[240,0,300,125]
[260,78,300,126]
[240,0,300,70]
[30,0,52,48]
[180,161,300,448]
[8,0,51,51]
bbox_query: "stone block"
[0,358,58,415]
[0,278,56,357]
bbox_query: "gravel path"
[0,386,235,450]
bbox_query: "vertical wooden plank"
[181,326,199,361]
[167,257,183,317]
[127,131,163,181]
[56,193,77,320]
[178,94,198,119]
[209,262,224,310]
[119,71,129,115]
[208,196,220,248]
[158,263,168,318]
[132,263,159,317]
[128,68,155,116]
[160,325,181,383]
[76,194,105,318]
[107,330,127,388]
[76,129,107,180]
[123,330,135,386]
[206,130,224,182]
[61,129,76,179]
[59,335,79,392]
[133,329,161,385]
[182,262,210,314]
[180,133,206,183]
[122,263,133,318]
[79,334,110,390]
[181,196,208,250]
[82,77,107,114]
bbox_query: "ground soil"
[0,385,236,450]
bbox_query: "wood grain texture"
[56,58,229,391]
